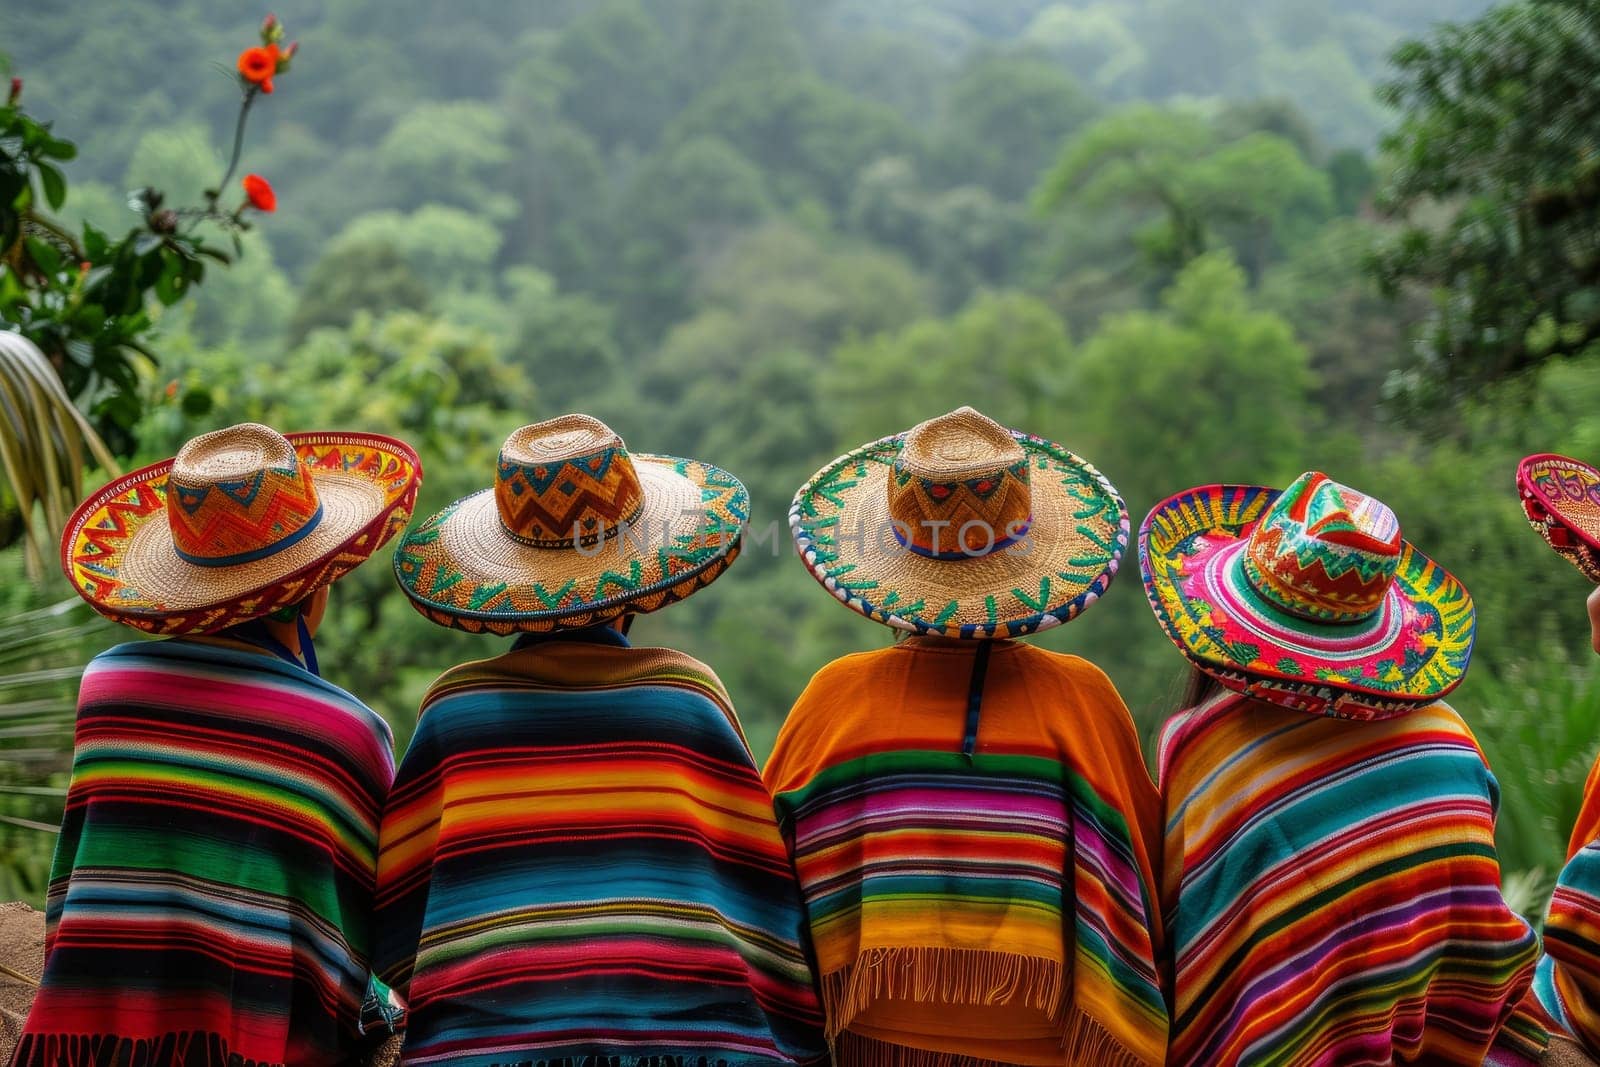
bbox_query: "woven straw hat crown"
[888,407,1033,558]
[1241,471,1402,623]
[494,414,646,548]
[166,423,327,567]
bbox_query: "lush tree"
[1070,251,1315,508]
[608,135,773,341]
[334,205,504,292]
[665,74,921,213]
[1374,0,1600,408]
[1135,0,1262,98]
[935,51,1098,200]
[1256,39,1389,149]
[289,236,430,344]
[668,0,808,96]
[803,27,953,126]
[827,291,1074,438]
[1182,133,1334,279]
[1261,219,1423,420]
[501,118,611,288]
[502,268,625,414]
[186,231,295,346]
[1020,4,1146,96]
[1326,147,1376,215]
[1034,105,1216,272]
[1037,106,1331,279]
[375,102,515,221]
[848,157,1030,307]
[1213,98,1324,164]
[553,0,679,152]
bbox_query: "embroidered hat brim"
[393,454,747,633]
[61,432,421,636]
[1139,483,1475,719]
[1517,453,1600,582]
[790,432,1127,638]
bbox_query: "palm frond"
[0,331,120,577]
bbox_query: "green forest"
[5,0,1600,915]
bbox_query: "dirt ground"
[0,901,42,1064]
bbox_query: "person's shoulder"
[1388,699,1484,755]
[810,645,900,680]
[1014,645,1128,703]
[1407,698,1471,731]
[784,646,915,723]
[1154,693,1256,781]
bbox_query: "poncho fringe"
[14,1028,282,1067]
[821,948,1065,1037]
[441,1057,776,1067]
[832,1024,1145,1067]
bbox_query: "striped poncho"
[372,628,826,1067]
[1535,751,1600,1055]
[13,638,396,1067]
[764,638,1168,1067]
[1159,692,1547,1066]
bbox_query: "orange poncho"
[765,638,1167,1066]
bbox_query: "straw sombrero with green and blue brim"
[1139,471,1476,720]
[394,414,747,634]
[789,406,1128,639]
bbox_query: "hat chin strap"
[961,641,993,761]
[228,613,320,677]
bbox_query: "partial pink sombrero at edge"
[1517,453,1600,582]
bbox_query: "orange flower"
[237,44,279,92]
[242,174,276,213]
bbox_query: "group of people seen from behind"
[12,408,1600,1067]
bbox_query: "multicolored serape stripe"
[765,640,1167,1066]
[373,631,826,1067]
[1535,751,1600,1056]
[13,638,396,1067]
[1159,692,1546,1066]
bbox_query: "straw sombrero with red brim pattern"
[1140,471,1475,720]
[62,423,421,636]
[1517,453,1600,582]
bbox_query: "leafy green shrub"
[1468,650,1600,923]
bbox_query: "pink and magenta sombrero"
[1517,453,1600,582]
[62,423,421,635]
[1140,471,1475,719]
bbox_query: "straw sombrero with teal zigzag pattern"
[790,406,1128,639]
[394,414,747,634]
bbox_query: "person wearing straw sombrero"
[372,414,826,1067]
[1518,452,1600,1066]
[1144,470,1551,1065]
[16,423,422,1067]
[765,406,1168,1067]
